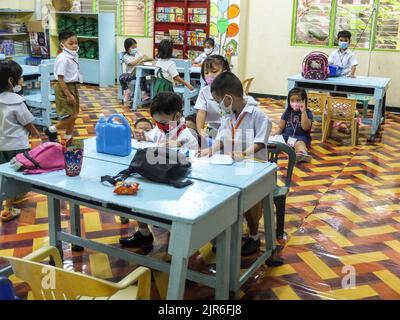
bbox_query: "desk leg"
[369,96,384,142]
[215,226,231,300]
[229,213,243,297]
[288,80,296,91]
[263,193,276,252]
[70,204,84,252]
[48,196,63,257]
[132,71,142,111]
[382,94,386,124]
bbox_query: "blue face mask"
[339,41,349,50]
[130,48,138,55]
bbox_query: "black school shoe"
[241,237,261,256]
[119,231,154,253]
[44,127,58,142]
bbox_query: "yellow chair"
[322,97,359,147]
[307,92,328,130]
[242,77,255,95]
[0,246,151,300]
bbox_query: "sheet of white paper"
[268,135,287,144]
[190,154,234,165]
[132,140,158,150]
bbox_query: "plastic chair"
[307,92,328,130]
[322,97,359,147]
[267,142,296,239]
[348,94,371,119]
[242,77,255,96]
[0,246,151,300]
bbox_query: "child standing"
[329,30,358,78]
[276,87,313,163]
[45,30,81,145]
[199,72,272,256]
[154,39,193,95]
[193,37,219,66]
[121,92,198,250]
[119,38,150,106]
[0,60,40,222]
[195,55,230,141]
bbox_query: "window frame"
[291,0,400,52]
[117,0,153,38]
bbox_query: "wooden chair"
[0,246,151,300]
[307,92,328,130]
[242,77,255,95]
[322,97,359,147]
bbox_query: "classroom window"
[119,0,153,37]
[292,0,400,51]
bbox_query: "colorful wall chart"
[210,0,240,64]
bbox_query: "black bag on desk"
[101,147,193,188]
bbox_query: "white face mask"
[218,95,233,117]
[204,47,213,55]
[13,85,22,93]
[63,46,79,57]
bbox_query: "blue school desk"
[288,74,391,142]
[21,65,40,77]
[0,157,239,300]
[83,137,278,296]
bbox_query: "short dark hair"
[158,39,173,59]
[150,92,183,116]
[211,72,243,98]
[0,60,22,93]
[337,30,351,41]
[185,113,197,124]
[201,55,230,81]
[205,37,215,47]
[134,117,153,128]
[59,30,77,42]
[287,87,308,108]
[124,38,137,54]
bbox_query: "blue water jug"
[97,114,132,157]
[95,113,106,153]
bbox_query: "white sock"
[49,125,57,133]
[138,228,151,236]
[249,234,260,241]
[63,134,72,140]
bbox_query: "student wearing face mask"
[119,38,150,106]
[328,30,358,78]
[276,87,313,163]
[193,38,219,66]
[44,30,81,146]
[0,60,40,222]
[199,72,272,256]
[121,92,198,250]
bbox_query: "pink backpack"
[302,51,329,80]
[15,142,65,174]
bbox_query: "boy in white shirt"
[45,30,81,145]
[120,92,198,250]
[199,72,272,256]
[193,37,219,66]
[329,30,358,78]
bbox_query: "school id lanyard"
[290,112,300,137]
[230,112,247,148]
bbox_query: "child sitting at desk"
[120,92,198,250]
[119,38,150,106]
[0,60,40,222]
[154,39,194,95]
[329,30,358,78]
[199,72,272,256]
[134,117,153,134]
[192,37,219,66]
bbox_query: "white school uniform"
[155,59,179,83]
[328,49,358,76]
[194,47,219,64]
[0,92,34,151]
[123,51,142,74]
[54,50,80,83]
[215,98,272,161]
[194,85,221,131]
[145,122,199,150]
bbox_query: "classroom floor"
[1,85,400,300]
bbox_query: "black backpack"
[101,147,193,188]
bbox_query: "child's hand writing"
[230,151,245,161]
[196,148,212,158]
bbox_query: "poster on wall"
[210,0,240,65]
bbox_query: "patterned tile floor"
[1,85,400,300]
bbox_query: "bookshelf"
[0,9,35,63]
[153,0,210,59]
[49,11,115,86]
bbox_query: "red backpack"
[302,51,329,80]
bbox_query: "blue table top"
[83,137,277,191]
[22,65,40,77]
[136,64,201,74]
[288,74,391,89]
[0,158,239,224]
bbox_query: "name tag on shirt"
[287,137,297,148]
